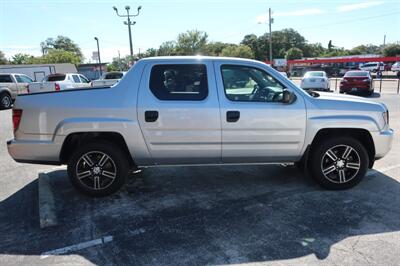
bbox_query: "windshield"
[104,72,123,79]
[345,71,368,77]
[46,74,66,81]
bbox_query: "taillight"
[55,83,60,91]
[13,109,23,133]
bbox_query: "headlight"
[383,110,389,125]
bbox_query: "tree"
[382,44,400,57]
[158,41,177,56]
[175,30,208,55]
[205,42,231,56]
[328,40,334,52]
[41,35,83,61]
[285,47,303,60]
[27,49,81,65]
[12,53,34,64]
[349,44,381,55]
[220,45,254,59]
[0,50,7,64]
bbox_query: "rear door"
[137,61,221,165]
[214,62,306,163]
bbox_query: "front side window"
[221,65,285,102]
[19,75,33,83]
[15,75,23,83]
[79,75,90,83]
[149,64,208,101]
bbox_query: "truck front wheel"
[67,141,128,197]
[309,137,369,190]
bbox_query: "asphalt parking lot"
[0,87,399,265]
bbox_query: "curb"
[38,172,58,228]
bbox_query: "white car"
[359,62,384,72]
[391,62,400,72]
[28,73,91,93]
[300,71,330,91]
[91,71,126,87]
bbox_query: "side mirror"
[282,89,296,104]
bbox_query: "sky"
[1,0,399,63]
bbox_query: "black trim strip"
[14,159,61,166]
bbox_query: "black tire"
[67,141,129,197]
[309,137,369,190]
[0,92,12,110]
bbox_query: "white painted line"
[41,235,113,258]
[38,172,58,228]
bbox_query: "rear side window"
[47,74,66,81]
[149,64,208,101]
[0,75,12,83]
[72,75,81,83]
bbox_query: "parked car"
[359,62,384,72]
[0,73,32,109]
[28,73,91,93]
[8,57,393,197]
[300,71,330,91]
[340,70,373,96]
[391,62,400,72]
[91,72,126,87]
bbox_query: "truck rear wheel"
[0,92,12,109]
[67,141,128,197]
[309,137,369,190]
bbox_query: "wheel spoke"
[323,165,336,175]
[346,162,360,170]
[94,176,101,189]
[82,155,94,167]
[325,149,338,161]
[342,146,353,159]
[98,154,109,167]
[338,169,346,183]
[77,170,91,179]
[102,170,116,179]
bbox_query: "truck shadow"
[0,165,399,265]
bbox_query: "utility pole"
[383,34,386,48]
[269,8,273,65]
[94,37,102,76]
[118,50,121,71]
[113,5,142,58]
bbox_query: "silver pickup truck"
[7,57,394,197]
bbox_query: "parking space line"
[40,235,113,258]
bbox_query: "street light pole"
[94,37,102,76]
[269,8,273,65]
[113,5,142,58]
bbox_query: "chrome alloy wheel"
[321,145,361,184]
[75,151,117,190]
[1,94,11,108]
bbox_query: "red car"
[339,71,373,96]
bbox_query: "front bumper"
[7,139,61,165]
[371,128,394,159]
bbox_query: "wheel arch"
[59,131,135,167]
[309,128,375,168]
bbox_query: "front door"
[214,62,307,163]
[137,61,221,165]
